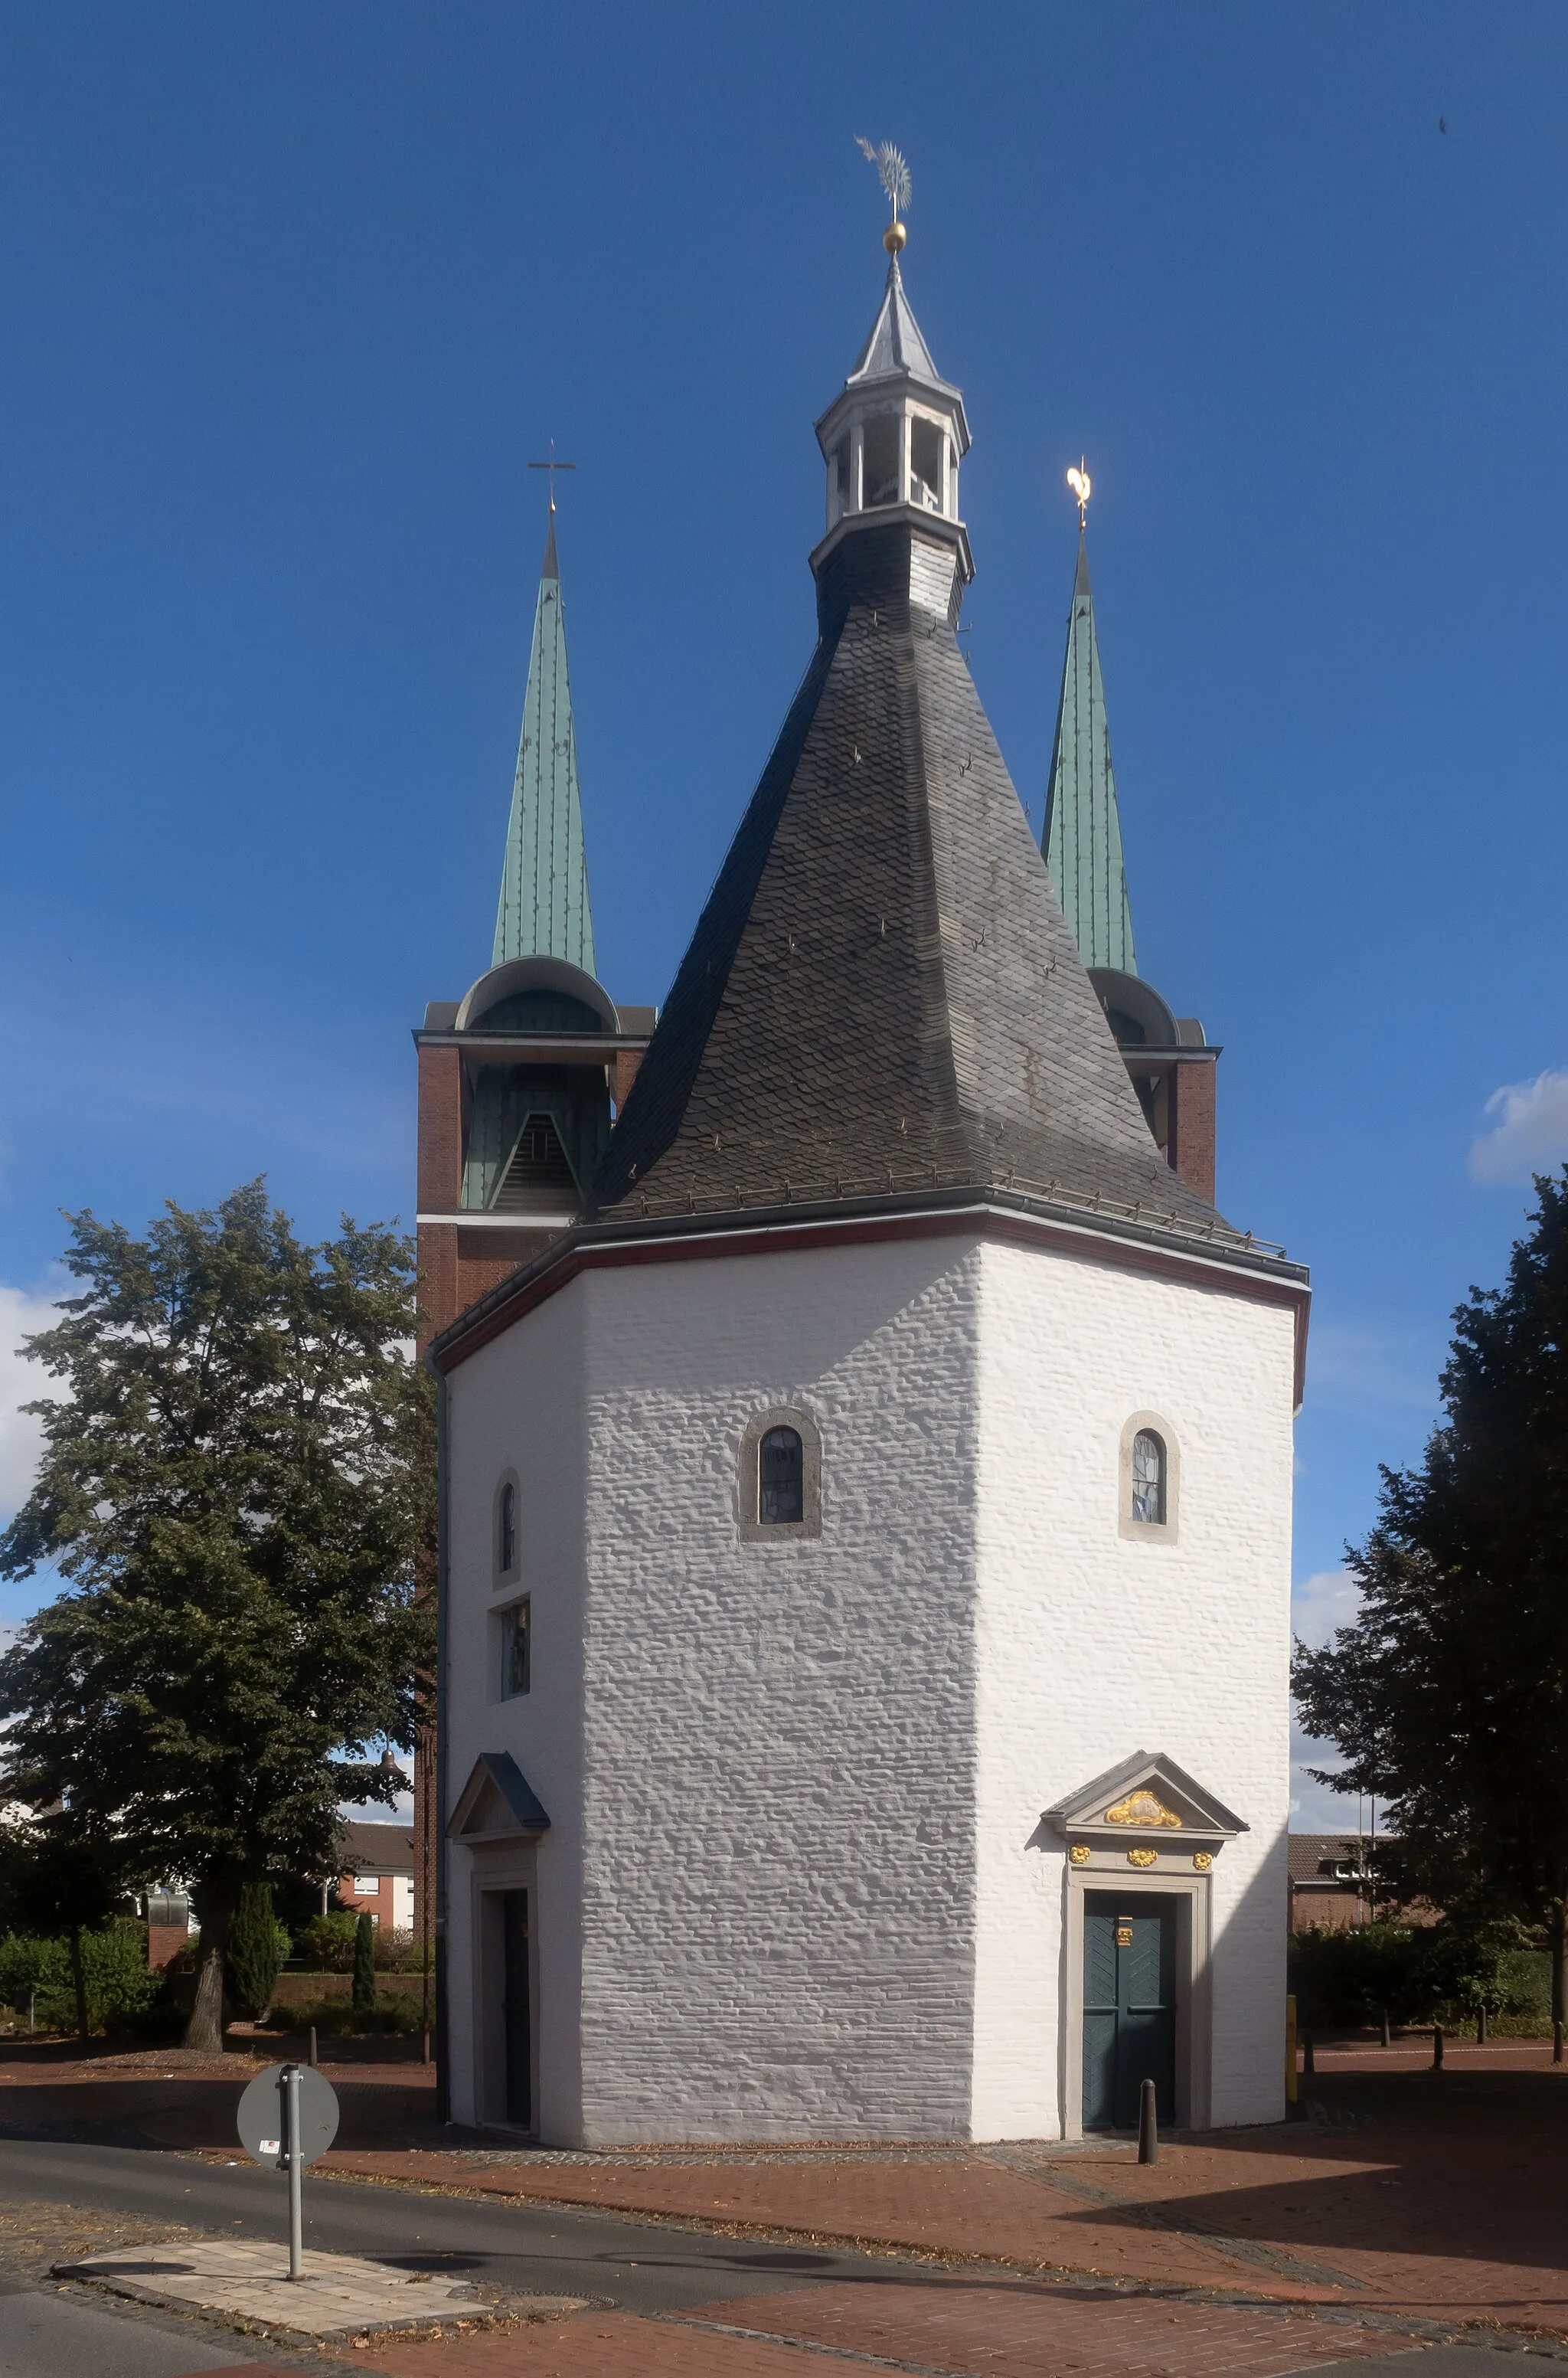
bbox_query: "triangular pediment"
[1043,1749,1246,1843]
[447,1752,550,1843]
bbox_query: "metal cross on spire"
[528,439,578,513]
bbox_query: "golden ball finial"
[883,219,906,255]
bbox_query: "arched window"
[496,1477,518,1579]
[759,1426,804,1526]
[1130,1430,1166,1527]
[739,1406,822,1539]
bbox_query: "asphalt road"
[0,2134,893,2309]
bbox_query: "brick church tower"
[412,497,653,1941]
[1043,508,1218,1202]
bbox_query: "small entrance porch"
[1044,1748,1247,2139]
[447,1751,551,2132]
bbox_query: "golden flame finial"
[856,137,910,254]
[1067,459,1092,532]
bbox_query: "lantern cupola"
[812,236,972,594]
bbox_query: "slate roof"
[586,517,1232,1245]
[845,255,951,392]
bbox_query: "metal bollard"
[1555,2020,1564,2067]
[1380,2007,1391,2049]
[1477,2006,1487,2046]
[1138,2077,1158,2164]
[308,2025,318,2069]
[1432,2024,1444,2070]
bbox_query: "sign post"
[236,2061,341,2282]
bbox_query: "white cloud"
[338,1794,414,1824]
[1469,1068,1568,1186]
[0,1282,64,1523]
[1289,1569,1377,1831]
[1291,1566,1361,1651]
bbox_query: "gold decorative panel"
[1127,1846,1158,1868]
[1193,1851,1214,1871]
[1068,1843,1090,1865]
[1105,1788,1182,1829]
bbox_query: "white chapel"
[430,211,1308,2145]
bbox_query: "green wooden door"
[1083,1895,1177,2131]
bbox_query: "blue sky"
[2,5,1566,1826]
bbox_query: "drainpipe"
[430,1356,452,2124]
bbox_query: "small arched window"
[496,1477,518,1578]
[1130,1430,1166,1527]
[759,1426,804,1526]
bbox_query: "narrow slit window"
[500,1598,531,1699]
[1130,1430,1166,1526]
[497,1480,518,1576]
[759,1426,805,1526]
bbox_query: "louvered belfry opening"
[492,1110,579,1215]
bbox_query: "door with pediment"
[1083,1893,1177,2131]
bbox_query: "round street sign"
[236,2062,340,2170]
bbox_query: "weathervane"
[1067,459,1092,531]
[528,437,577,514]
[855,137,911,254]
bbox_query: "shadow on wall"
[583,1233,982,1398]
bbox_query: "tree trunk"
[68,1925,90,2047]
[185,1937,225,2052]
[184,1888,233,2054]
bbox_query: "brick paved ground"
[337,2287,1396,2378]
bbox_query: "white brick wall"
[972,1238,1295,2138]
[443,1219,1296,2143]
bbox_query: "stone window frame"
[1118,1411,1179,1546]
[494,1468,521,1588]
[488,1588,531,1706]
[737,1405,822,1542]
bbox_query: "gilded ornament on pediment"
[1193,1851,1214,1871]
[1068,1843,1090,1865]
[1127,1847,1158,1868]
[1104,1788,1182,1829]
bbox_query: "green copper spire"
[1042,534,1136,976]
[492,515,597,975]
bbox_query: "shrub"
[1291,1917,1549,2031]
[374,1928,433,1974]
[351,1911,376,2012]
[0,1921,163,2035]
[294,1990,420,2037]
[226,1882,283,2020]
[295,1912,358,1971]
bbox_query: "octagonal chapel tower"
[432,227,1308,2146]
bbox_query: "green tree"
[351,1910,376,2014]
[0,1184,433,2053]
[1293,1169,1568,2041]
[225,1880,283,2022]
[0,1811,126,2045]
